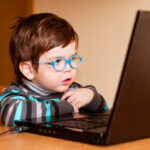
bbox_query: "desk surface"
[0,126,150,150]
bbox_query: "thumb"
[61,91,73,101]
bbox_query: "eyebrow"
[47,56,60,61]
[47,52,78,61]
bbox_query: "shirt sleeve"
[0,88,74,126]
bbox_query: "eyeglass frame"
[28,54,82,72]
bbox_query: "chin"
[56,86,70,93]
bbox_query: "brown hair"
[9,13,78,83]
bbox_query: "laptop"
[15,10,150,145]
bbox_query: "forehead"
[39,41,77,60]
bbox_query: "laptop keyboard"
[50,113,110,130]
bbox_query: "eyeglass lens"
[54,55,81,71]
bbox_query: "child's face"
[32,41,77,92]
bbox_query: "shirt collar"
[22,78,53,96]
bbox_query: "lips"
[62,78,72,85]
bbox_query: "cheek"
[36,66,61,82]
[71,70,77,79]
[41,71,61,82]
[35,71,62,90]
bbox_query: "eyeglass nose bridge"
[63,59,73,70]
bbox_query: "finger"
[68,99,82,109]
[72,104,79,113]
[71,100,81,108]
[75,102,82,109]
[61,91,73,101]
[66,95,76,104]
[74,108,79,113]
[70,100,80,106]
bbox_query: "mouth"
[62,78,72,86]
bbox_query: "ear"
[19,61,35,80]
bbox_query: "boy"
[0,13,107,126]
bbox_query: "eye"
[54,58,66,65]
[55,58,61,64]
[71,56,76,61]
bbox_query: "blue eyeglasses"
[30,54,82,72]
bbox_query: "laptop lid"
[105,10,150,145]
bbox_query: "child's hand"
[61,88,95,109]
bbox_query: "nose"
[64,61,72,72]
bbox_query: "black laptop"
[15,10,150,145]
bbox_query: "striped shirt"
[0,79,107,126]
